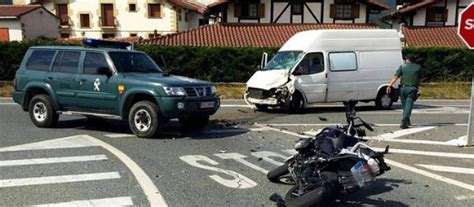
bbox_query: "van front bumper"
[246,97,279,106]
[156,96,220,118]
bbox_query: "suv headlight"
[162,87,186,96]
[211,86,217,95]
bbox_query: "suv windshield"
[109,52,162,73]
[263,51,304,70]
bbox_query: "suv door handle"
[47,77,54,80]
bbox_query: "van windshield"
[109,52,162,73]
[263,51,304,71]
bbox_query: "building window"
[199,18,210,26]
[80,14,90,28]
[235,2,264,19]
[102,33,115,39]
[292,3,303,15]
[101,4,115,26]
[427,7,447,24]
[60,33,70,38]
[177,9,182,21]
[56,4,69,25]
[148,4,161,18]
[129,3,137,12]
[130,33,137,37]
[330,0,359,20]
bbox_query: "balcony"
[99,16,119,29]
[58,17,72,29]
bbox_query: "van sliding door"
[326,52,358,102]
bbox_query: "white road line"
[250,151,288,166]
[256,124,310,138]
[385,159,474,192]
[0,135,99,152]
[416,164,474,175]
[265,123,468,127]
[33,196,133,207]
[214,153,269,174]
[446,135,469,146]
[104,133,135,138]
[0,103,16,105]
[0,172,120,188]
[0,155,107,167]
[0,97,12,100]
[366,137,458,146]
[85,135,168,207]
[370,126,437,140]
[220,104,252,108]
[373,147,474,159]
[455,194,474,200]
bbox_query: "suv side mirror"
[97,67,112,77]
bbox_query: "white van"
[245,29,402,112]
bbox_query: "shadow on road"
[335,178,412,207]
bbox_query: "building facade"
[0,5,59,41]
[10,0,211,39]
[206,0,389,24]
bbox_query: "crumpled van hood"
[246,70,289,90]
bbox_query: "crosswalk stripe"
[0,135,98,152]
[33,196,133,207]
[371,126,437,140]
[416,164,474,175]
[0,155,107,167]
[0,172,120,188]
[373,147,474,159]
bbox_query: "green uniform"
[395,63,422,122]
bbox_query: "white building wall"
[274,2,290,23]
[304,3,321,23]
[446,1,457,25]
[21,8,59,39]
[412,8,426,26]
[0,20,23,41]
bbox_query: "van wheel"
[288,93,304,114]
[255,104,268,111]
[28,94,58,128]
[180,115,209,131]
[129,101,163,138]
[376,93,393,110]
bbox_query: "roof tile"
[402,26,465,48]
[0,5,41,17]
[141,23,379,47]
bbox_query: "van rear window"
[26,50,56,71]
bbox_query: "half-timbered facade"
[206,0,389,24]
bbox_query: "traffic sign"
[458,3,474,49]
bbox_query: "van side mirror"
[97,67,112,77]
[260,52,268,70]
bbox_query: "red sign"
[459,3,474,49]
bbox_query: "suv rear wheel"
[180,115,209,131]
[28,94,58,128]
[128,101,163,138]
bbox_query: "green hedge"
[0,40,472,82]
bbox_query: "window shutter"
[443,9,448,22]
[352,4,360,18]
[258,4,265,18]
[330,4,335,18]
[234,3,241,17]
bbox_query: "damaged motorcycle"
[268,101,391,207]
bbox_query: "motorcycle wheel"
[285,173,339,207]
[267,164,289,182]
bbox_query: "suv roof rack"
[83,38,134,50]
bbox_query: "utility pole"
[467,77,474,146]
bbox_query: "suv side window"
[26,50,56,71]
[52,51,81,73]
[84,52,109,75]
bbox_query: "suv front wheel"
[28,94,59,128]
[128,101,163,138]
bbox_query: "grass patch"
[419,82,471,99]
[0,82,13,97]
[0,81,470,99]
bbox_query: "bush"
[403,47,474,82]
[0,40,472,82]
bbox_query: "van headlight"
[162,87,186,96]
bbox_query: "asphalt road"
[0,97,473,206]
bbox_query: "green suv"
[12,45,220,138]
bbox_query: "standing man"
[386,54,422,129]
